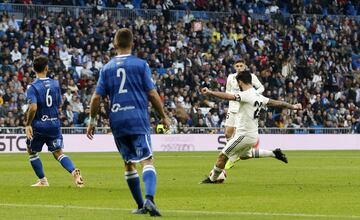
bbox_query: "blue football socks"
[29,153,45,179]
[125,170,144,209]
[142,165,157,202]
[57,154,75,173]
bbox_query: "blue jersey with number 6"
[26,78,62,137]
[95,55,155,137]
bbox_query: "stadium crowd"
[0,2,360,133]
[6,0,360,16]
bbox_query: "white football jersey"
[226,73,264,113]
[234,88,269,136]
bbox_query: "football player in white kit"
[201,71,302,184]
[224,60,265,169]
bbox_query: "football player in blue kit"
[25,56,84,187]
[87,28,170,216]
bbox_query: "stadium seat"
[133,0,141,9]
[0,3,13,12]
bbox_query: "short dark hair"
[113,28,133,50]
[236,70,252,84]
[33,56,48,73]
[234,59,245,64]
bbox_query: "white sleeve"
[225,75,232,94]
[261,95,270,105]
[251,74,265,94]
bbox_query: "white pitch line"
[2,154,360,159]
[1,203,360,219]
[0,203,131,212]
[156,155,360,159]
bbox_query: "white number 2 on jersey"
[46,88,53,107]
[117,68,128,94]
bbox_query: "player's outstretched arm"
[201,88,237,101]
[267,99,302,110]
[87,93,101,140]
[148,89,170,128]
[25,103,37,140]
[252,74,265,93]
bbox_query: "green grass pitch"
[0,151,360,220]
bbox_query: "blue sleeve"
[96,68,107,96]
[143,62,155,92]
[26,85,37,104]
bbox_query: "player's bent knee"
[27,148,35,155]
[52,149,63,160]
[225,133,232,140]
[140,158,154,167]
[29,152,39,158]
[141,156,153,163]
[124,162,136,171]
[224,130,232,139]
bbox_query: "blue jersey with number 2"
[96,55,155,137]
[26,78,62,137]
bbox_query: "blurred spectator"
[0,2,359,134]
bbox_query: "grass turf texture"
[0,151,360,220]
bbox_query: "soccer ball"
[209,170,227,183]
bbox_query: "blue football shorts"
[26,131,64,153]
[114,134,153,163]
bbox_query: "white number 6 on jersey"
[46,88,52,107]
[117,68,128,94]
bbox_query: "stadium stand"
[6,0,360,15]
[0,1,359,134]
